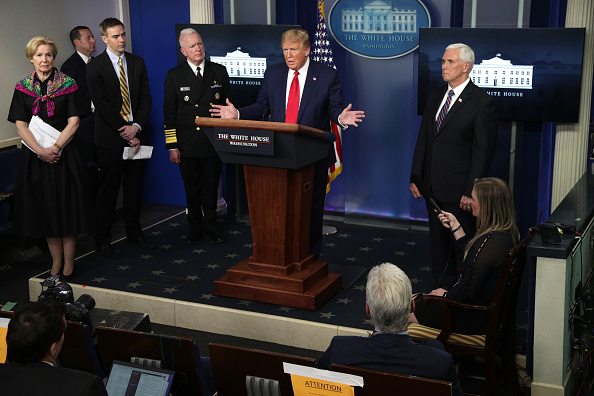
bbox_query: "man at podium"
[210,28,364,258]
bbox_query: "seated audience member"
[316,263,463,396]
[410,177,520,334]
[0,300,107,396]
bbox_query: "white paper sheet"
[22,115,62,152]
[123,145,153,160]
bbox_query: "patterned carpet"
[69,210,529,353]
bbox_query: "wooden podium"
[196,118,341,310]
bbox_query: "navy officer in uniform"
[163,28,231,244]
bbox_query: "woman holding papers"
[7,36,89,280]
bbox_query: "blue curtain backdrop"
[277,0,453,223]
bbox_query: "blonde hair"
[25,37,57,60]
[464,177,520,259]
[281,29,310,49]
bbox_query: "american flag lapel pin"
[458,98,462,102]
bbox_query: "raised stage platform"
[27,211,529,353]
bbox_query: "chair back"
[330,364,452,396]
[95,326,211,396]
[488,228,534,343]
[209,343,316,396]
[59,320,106,378]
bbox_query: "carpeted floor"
[0,203,532,395]
[3,204,529,355]
[67,211,435,331]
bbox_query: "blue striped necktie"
[436,89,454,131]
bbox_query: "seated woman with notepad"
[409,177,520,334]
[7,36,90,281]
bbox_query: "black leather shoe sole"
[95,245,121,259]
[205,232,224,244]
[185,234,201,245]
[127,237,156,249]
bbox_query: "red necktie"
[285,71,300,123]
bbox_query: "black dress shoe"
[95,244,121,259]
[205,231,224,244]
[185,233,201,245]
[62,268,77,283]
[127,235,156,249]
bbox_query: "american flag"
[311,0,342,194]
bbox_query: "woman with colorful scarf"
[8,36,90,281]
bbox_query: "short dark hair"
[99,17,124,37]
[6,301,66,364]
[69,26,90,46]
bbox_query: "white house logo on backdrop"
[328,0,431,59]
[210,48,267,78]
[471,54,533,89]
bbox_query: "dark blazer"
[239,60,344,168]
[316,333,463,396]
[0,362,107,396]
[61,52,94,144]
[240,60,344,129]
[163,60,231,158]
[87,50,152,149]
[411,81,497,203]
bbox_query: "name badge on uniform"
[180,87,190,91]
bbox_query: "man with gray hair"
[410,43,497,288]
[316,263,463,395]
[163,28,231,244]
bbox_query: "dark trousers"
[94,147,145,245]
[179,155,222,235]
[427,198,476,288]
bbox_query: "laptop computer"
[105,360,175,396]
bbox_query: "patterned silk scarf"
[14,68,78,117]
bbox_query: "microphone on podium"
[262,108,273,122]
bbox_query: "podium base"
[214,258,342,310]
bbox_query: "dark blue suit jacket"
[87,50,152,150]
[239,60,345,130]
[0,361,107,396]
[411,81,497,203]
[239,60,345,169]
[61,52,94,145]
[316,333,463,396]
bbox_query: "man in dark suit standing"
[410,43,497,287]
[163,28,230,245]
[316,263,463,396]
[88,18,153,258]
[61,26,96,165]
[0,301,107,396]
[211,29,364,258]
